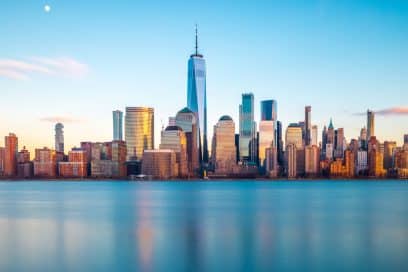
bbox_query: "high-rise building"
[34,147,57,177]
[125,107,154,160]
[112,110,123,141]
[404,134,408,145]
[187,26,208,166]
[285,143,297,178]
[212,116,236,174]
[356,150,368,175]
[305,106,312,145]
[285,124,303,149]
[383,141,397,169]
[305,145,320,176]
[160,126,188,177]
[175,107,199,175]
[260,100,277,122]
[359,127,367,150]
[367,110,375,141]
[4,133,18,176]
[311,125,318,146]
[334,128,345,158]
[258,120,275,167]
[276,121,284,166]
[168,117,176,126]
[265,146,279,177]
[239,93,257,164]
[55,123,64,153]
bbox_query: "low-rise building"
[141,149,178,179]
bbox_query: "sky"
[0,0,407,154]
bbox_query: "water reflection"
[0,181,407,271]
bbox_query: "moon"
[44,4,51,13]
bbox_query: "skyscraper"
[367,110,375,141]
[4,133,18,176]
[260,100,277,123]
[212,115,236,174]
[305,106,312,145]
[359,127,367,149]
[187,26,208,165]
[55,123,64,153]
[285,124,303,149]
[311,125,318,146]
[239,93,257,164]
[125,107,154,160]
[259,100,277,167]
[276,121,284,165]
[112,110,123,141]
[404,134,408,145]
[175,107,199,174]
[160,126,189,177]
[383,141,397,169]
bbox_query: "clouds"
[0,57,89,80]
[40,116,84,124]
[354,107,408,116]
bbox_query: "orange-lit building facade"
[4,133,18,177]
[59,149,88,178]
[34,147,57,177]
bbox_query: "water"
[0,180,407,272]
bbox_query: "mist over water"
[0,181,407,272]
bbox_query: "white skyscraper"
[55,123,64,153]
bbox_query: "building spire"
[195,24,198,55]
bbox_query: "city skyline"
[1,1,408,154]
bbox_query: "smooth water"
[0,180,407,272]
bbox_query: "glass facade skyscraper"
[260,100,277,122]
[112,110,123,141]
[125,107,154,160]
[239,93,257,164]
[187,27,208,166]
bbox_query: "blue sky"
[1,0,407,152]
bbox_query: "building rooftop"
[165,125,183,131]
[178,107,194,114]
[219,115,233,121]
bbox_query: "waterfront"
[0,181,407,272]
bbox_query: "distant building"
[17,147,33,178]
[383,141,397,170]
[359,127,367,150]
[175,107,199,175]
[55,123,64,153]
[160,126,188,178]
[265,146,279,177]
[356,150,368,175]
[87,141,126,178]
[369,149,386,177]
[34,147,57,177]
[285,123,303,149]
[258,120,274,168]
[168,117,176,126]
[404,134,408,145]
[367,110,375,144]
[305,106,312,145]
[311,125,318,147]
[325,143,334,160]
[59,149,88,178]
[334,128,345,158]
[305,145,320,176]
[112,110,123,141]
[212,116,236,174]
[285,143,297,178]
[276,121,284,166]
[141,149,178,179]
[239,93,257,164]
[4,133,18,177]
[125,107,154,160]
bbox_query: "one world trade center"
[187,26,208,167]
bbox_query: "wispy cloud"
[40,116,84,124]
[0,57,89,80]
[354,107,408,116]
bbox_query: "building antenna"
[195,24,198,55]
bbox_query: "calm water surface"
[0,180,407,272]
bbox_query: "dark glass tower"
[187,26,208,165]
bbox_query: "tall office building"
[311,125,318,146]
[305,106,312,145]
[276,121,284,165]
[187,26,208,165]
[160,126,188,177]
[285,124,303,149]
[112,110,123,141]
[367,110,375,141]
[175,107,199,174]
[260,100,277,125]
[305,145,320,176]
[212,116,236,174]
[334,128,345,158]
[125,107,154,160]
[285,143,297,178]
[55,123,64,153]
[0,147,5,174]
[4,133,18,176]
[34,147,57,177]
[239,93,257,164]
[258,120,275,167]
[404,134,408,145]
[359,127,367,149]
[383,141,397,169]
